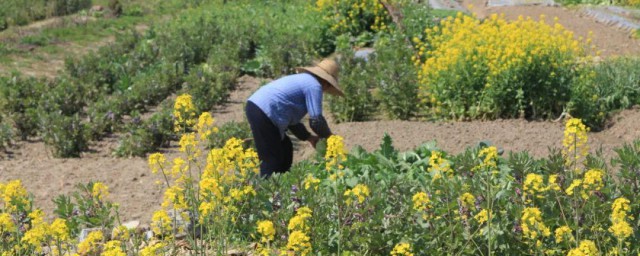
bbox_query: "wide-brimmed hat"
[296,59,344,97]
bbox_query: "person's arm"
[288,123,311,141]
[309,115,332,138]
[305,81,333,139]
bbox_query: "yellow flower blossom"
[0,213,15,232]
[567,240,599,256]
[562,118,589,170]
[286,230,312,255]
[429,151,453,180]
[344,184,370,205]
[50,218,70,241]
[288,207,313,232]
[474,209,491,225]
[257,220,276,243]
[102,240,125,256]
[148,153,167,174]
[523,173,547,200]
[521,207,550,242]
[459,192,475,209]
[325,135,347,171]
[140,242,166,256]
[77,230,103,255]
[391,242,414,256]
[196,112,218,141]
[174,94,197,132]
[151,210,172,236]
[0,180,30,213]
[412,192,430,211]
[92,182,109,201]
[303,174,321,191]
[554,225,574,244]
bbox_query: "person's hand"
[308,135,319,149]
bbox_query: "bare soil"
[2,3,640,224]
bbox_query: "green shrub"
[39,112,89,158]
[370,32,419,120]
[114,108,173,157]
[569,57,640,130]
[329,36,377,122]
[0,115,14,151]
[0,75,46,140]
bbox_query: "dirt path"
[461,0,640,57]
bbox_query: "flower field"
[3,95,640,255]
[1,0,640,255]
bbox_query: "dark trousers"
[245,101,293,178]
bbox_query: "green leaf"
[378,133,396,159]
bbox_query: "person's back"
[248,73,323,140]
[245,59,343,177]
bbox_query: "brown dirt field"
[2,3,640,225]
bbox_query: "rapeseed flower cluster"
[76,230,104,255]
[303,174,321,191]
[173,94,197,132]
[196,112,219,142]
[609,197,633,241]
[316,0,391,35]
[566,169,604,200]
[475,146,498,172]
[562,118,589,171]
[0,180,30,213]
[474,209,491,225]
[523,173,547,202]
[91,182,109,201]
[567,240,599,256]
[428,151,452,180]
[390,242,414,256]
[286,207,313,255]
[414,13,588,118]
[459,192,475,209]
[521,207,550,244]
[326,135,347,173]
[344,184,370,206]
[554,225,574,244]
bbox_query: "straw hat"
[296,59,344,97]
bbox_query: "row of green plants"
[0,0,328,157]
[0,0,93,31]
[3,105,640,254]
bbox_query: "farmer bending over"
[246,58,344,178]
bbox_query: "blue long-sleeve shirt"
[248,73,332,140]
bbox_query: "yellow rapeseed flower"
[554,225,574,244]
[151,210,172,236]
[303,174,321,191]
[288,207,313,232]
[459,192,475,209]
[429,151,453,180]
[391,242,414,256]
[521,207,550,242]
[173,94,196,132]
[344,184,370,205]
[286,230,312,255]
[523,173,547,201]
[257,220,276,243]
[474,209,491,225]
[412,192,430,211]
[562,118,589,171]
[92,182,109,201]
[76,230,104,255]
[140,242,166,256]
[148,153,166,174]
[50,218,70,241]
[325,135,347,171]
[0,180,30,213]
[567,240,599,256]
[0,213,15,232]
[102,240,125,256]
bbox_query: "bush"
[329,36,377,122]
[414,13,588,120]
[569,57,640,130]
[0,75,46,140]
[114,108,174,157]
[39,112,89,158]
[0,115,14,151]
[370,32,419,120]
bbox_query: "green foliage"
[569,57,640,130]
[53,182,119,237]
[114,107,174,157]
[0,0,92,30]
[0,75,46,140]
[370,33,420,120]
[0,115,14,151]
[39,112,89,158]
[329,36,377,122]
